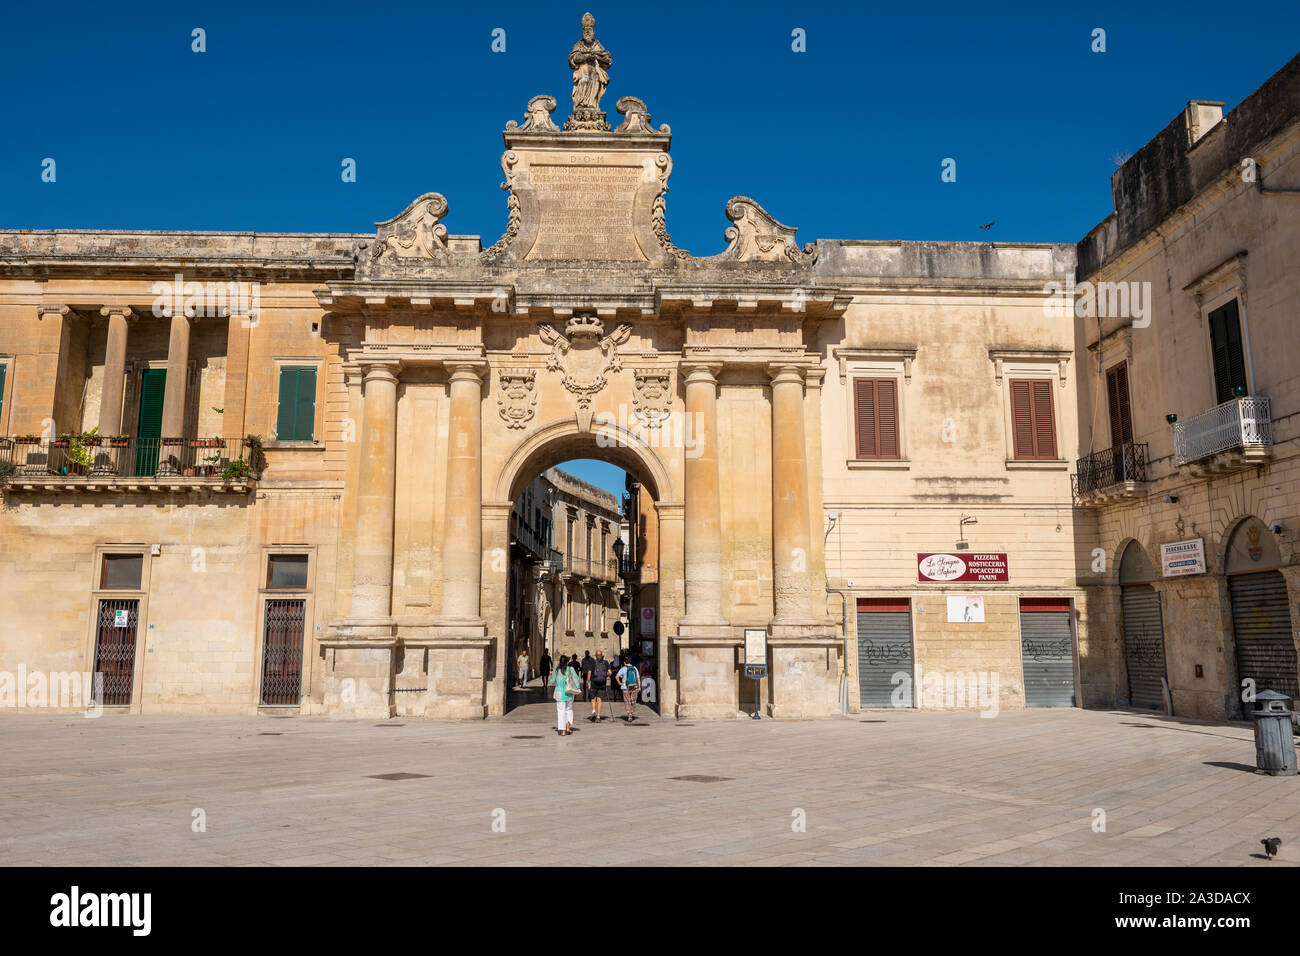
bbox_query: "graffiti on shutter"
[1121,584,1166,710]
[857,599,913,708]
[1229,571,1298,703]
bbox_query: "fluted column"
[680,362,727,625]
[97,306,133,436]
[350,362,401,623]
[441,362,485,623]
[769,364,815,624]
[160,312,192,437]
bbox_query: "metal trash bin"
[1250,690,1297,776]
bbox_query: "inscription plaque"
[526,162,645,260]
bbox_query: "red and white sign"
[917,553,1009,582]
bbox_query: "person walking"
[539,651,552,688]
[549,656,579,736]
[586,649,611,722]
[515,647,530,689]
[580,650,594,701]
[616,654,640,722]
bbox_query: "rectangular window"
[0,362,7,427]
[275,366,317,441]
[1105,362,1133,446]
[101,553,144,590]
[1208,299,1248,404]
[566,593,573,631]
[267,554,309,589]
[853,377,900,459]
[1009,379,1057,460]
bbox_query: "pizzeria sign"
[918,553,1009,582]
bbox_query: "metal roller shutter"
[1121,584,1167,710]
[857,599,913,708]
[1019,599,1075,707]
[1229,571,1299,702]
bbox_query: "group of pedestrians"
[549,649,642,735]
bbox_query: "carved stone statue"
[565,12,612,131]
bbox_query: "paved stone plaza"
[1,708,1295,866]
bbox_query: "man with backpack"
[586,649,611,722]
[616,653,640,722]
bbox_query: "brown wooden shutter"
[1010,378,1057,460]
[1010,380,1035,458]
[1106,362,1133,445]
[854,378,877,457]
[853,378,901,459]
[1031,379,1057,459]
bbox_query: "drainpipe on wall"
[826,584,851,713]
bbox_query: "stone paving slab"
[0,708,1295,866]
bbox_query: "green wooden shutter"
[294,367,316,441]
[276,367,317,441]
[137,370,166,437]
[1209,300,1247,404]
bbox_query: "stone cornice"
[832,345,917,384]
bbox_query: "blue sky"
[3,0,1295,495]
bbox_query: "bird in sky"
[1261,837,1281,859]
[979,222,995,230]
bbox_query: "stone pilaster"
[678,362,727,628]
[440,362,487,630]
[97,306,133,436]
[350,362,401,625]
[673,361,737,718]
[769,363,816,627]
[160,312,191,438]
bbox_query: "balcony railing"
[561,553,618,582]
[1072,442,1148,500]
[1,437,264,490]
[1173,396,1272,467]
[510,512,550,561]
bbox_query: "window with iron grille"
[93,598,139,706]
[261,599,305,705]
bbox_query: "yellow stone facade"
[8,27,1290,723]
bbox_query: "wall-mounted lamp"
[1164,495,1179,504]
[956,514,978,550]
[1232,385,1247,398]
[1165,413,1178,425]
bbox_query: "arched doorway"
[1225,517,1298,704]
[486,418,677,717]
[1118,541,1167,711]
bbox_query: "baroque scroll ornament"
[632,369,673,428]
[496,369,538,430]
[538,313,632,409]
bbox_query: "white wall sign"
[113,610,129,628]
[1161,538,1206,577]
[946,596,984,623]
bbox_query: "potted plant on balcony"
[14,435,40,445]
[62,427,97,476]
[0,458,15,482]
[104,435,131,448]
[221,458,252,482]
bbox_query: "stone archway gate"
[315,35,848,719]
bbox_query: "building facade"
[1073,55,1300,720]
[4,18,1289,722]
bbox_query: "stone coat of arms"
[538,313,632,410]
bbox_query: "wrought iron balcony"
[560,553,618,582]
[0,436,263,492]
[1173,396,1272,471]
[1072,442,1149,504]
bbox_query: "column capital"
[99,305,136,320]
[37,304,70,318]
[360,361,403,386]
[804,365,827,389]
[446,361,486,384]
[680,361,722,385]
[767,362,806,386]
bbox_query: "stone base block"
[675,639,740,719]
[321,645,395,719]
[424,643,490,719]
[768,644,838,719]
